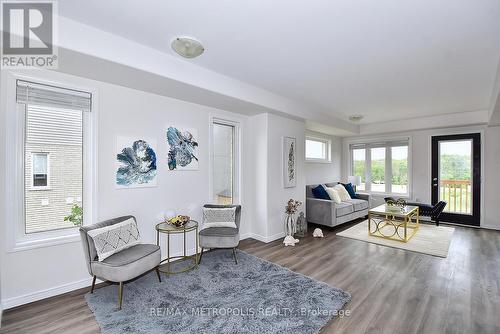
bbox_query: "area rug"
[85,250,350,334]
[336,220,454,257]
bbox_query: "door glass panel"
[439,140,472,214]
[371,147,385,192]
[212,123,234,204]
[352,149,366,191]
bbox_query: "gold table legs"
[368,208,420,243]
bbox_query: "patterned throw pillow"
[87,218,141,261]
[202,207,237,230]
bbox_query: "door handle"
[433,178,438,181]
[433,184,438,187]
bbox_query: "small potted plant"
[64,204,83,226]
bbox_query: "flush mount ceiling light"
[171,37,205,58]
[349,115,364,122]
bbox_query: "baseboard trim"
[1,276,97,310]
[244,232,285,243]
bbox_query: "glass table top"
[156,220,198,233]
[369,204,418,217]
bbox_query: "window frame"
[209,116,241,205]
[5,73,98,252]
[305,136,332,163]
[30,152,51,190]
[348,137,412,197]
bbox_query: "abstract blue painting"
[166,127,199,170]
[116,137,157,188]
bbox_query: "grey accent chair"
[198,204,241,264]
[79,215,162,309]
[306,183,371,228]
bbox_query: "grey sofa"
[79,216,161,309]
[199,204,241,264]
[306,183,371,227]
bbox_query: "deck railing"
[440,179,471,214]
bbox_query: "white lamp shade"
[348,175,362,186]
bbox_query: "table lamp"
[348,175,362,191]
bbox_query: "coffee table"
[368,204,420,242]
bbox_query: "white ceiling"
[60,0,500,124]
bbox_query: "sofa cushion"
[336,202,354,217]
[100,244,160,267]
[91,244,160,282]
[345,199,369,212]
[312,185,331,200]
[199,227,239,237]
[334,184,351,201]
[324,187,342,204]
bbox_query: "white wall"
[266,114,306,239]
[342,125,500,230]
[248,113,306,241]
[483,126,500,230]
[0,69,254,308]
[304,131,342,185]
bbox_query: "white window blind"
[16,80,92,112]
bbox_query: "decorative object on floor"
[295,211,307,237]
[156,220,199,274]
[368,204,419,242]
[283,235,299,246]
[313,228,324,238]
[284,199,302,239]
[166,214,190,227]
[199,204,241,265]
[85,250,350,334]
[166,127,199,170]
[348,175,362,192]
[337,220,454,257]
[385,197,447,226]
[283,136,296,188]
[80,216,161,310]
[116,137,157,188]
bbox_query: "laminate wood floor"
[1,220,499,334]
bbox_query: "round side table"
[155,220,199,274]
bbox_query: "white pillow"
[334,184,351,202]
[202,207,237,229]
[325,187,342,204]
[87,218,141,261]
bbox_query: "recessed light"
[349,115,364,122]
[171,37,204,59]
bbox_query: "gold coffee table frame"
[368,205,420,243]
[155,220,199,274]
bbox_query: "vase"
[284,214,296,236]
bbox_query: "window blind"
[350,138,409,150]
[16,80,92,112]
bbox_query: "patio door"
[431,133,481,226]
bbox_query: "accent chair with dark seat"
[198,204,241,264]
[384,198,448,226]
[79,215,162,309]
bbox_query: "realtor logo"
[1,1,58,68]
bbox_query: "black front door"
[431,133,481,226]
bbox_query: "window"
[352,149,366,191]
[306,137,331,162]
[350,139,410,195]
[17,80,91,234]
[212,120,239,204]
[32,153,49,188]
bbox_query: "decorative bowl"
[167,215,190,227]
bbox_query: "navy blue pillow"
[312,185,331,200]
[342,183,357,199]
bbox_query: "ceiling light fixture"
[349,115,364,122]
[171,37,205,59]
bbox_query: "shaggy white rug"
[336,220,454,257]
